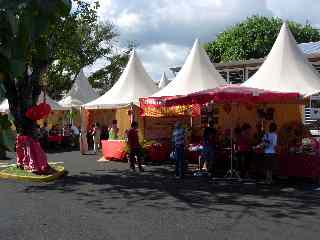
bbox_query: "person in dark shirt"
[235,123,252,178]
[253,123,265,146]
[172,122,186,178]
[100,125,109,141]
[201,121,216,176]
[126,121,143,171]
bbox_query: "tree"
[0,0,71,172]
[205,16,320,63]
[89,42,137,92]
[46,0,117,99]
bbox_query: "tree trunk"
[4,66,50,173]
[0,149,6,160]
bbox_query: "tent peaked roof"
[0,92,66,113]
[59,69,99,107]
[242,22,320,96]
[84,50,158,109]
[153,39,226,97]
[158,72,170,88]
[38,92,67,111]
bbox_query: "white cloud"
[87,0,320,80]
[116,11,141,31]
[137,43,189,81]
[267,0,320,25]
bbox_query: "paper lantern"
[25,106,38,121]
[25,103,51,121]
[37,103,51,117]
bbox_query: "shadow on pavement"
[22,162,320,222]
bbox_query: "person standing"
[62,124,72,147]
[235,123,252,178]
[126,121,144,171]
[201,121,216,176]
[172,122,186,179]
[71,124,80,136]
[253,123,265,146]
[262,122,278,184]
[79,129,88,155]
[108,120,119,140]
[70,124,80,147]
[92,122,101,154]
[100,125,109,141]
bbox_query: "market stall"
[83,50,158,158]
[59,68,99,128]
[148,84,320,179]
[141,39,226,144]
[137,23,320,179]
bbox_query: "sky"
[84,0,320,81]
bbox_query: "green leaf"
[205,16,320,63]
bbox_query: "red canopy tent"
[140,85,320,179]
[162,85,304,107]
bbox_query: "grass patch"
[0,164,66,182]
[1,165,63,176]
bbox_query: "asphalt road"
[1,150,320,240]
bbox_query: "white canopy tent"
[0,92,66,113]
[242,22,320,96]
[153,39,226,97]
[84,50,158,109]
[158,72,170,89]
[0,99,9,113]
[59,69,99,108]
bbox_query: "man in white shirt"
[70,124,80,147]
[262,123,278,184]
[71,125,80,136]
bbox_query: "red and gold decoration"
[25,102,51,121]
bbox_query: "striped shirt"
[172,128,185,146]
[63,127,71,137]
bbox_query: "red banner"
[140,97,201,117]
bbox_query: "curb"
[0,166,67,183]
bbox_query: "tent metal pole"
[224,103,241,180]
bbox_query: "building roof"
[84,50,158,109]
[153,39,226,97]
